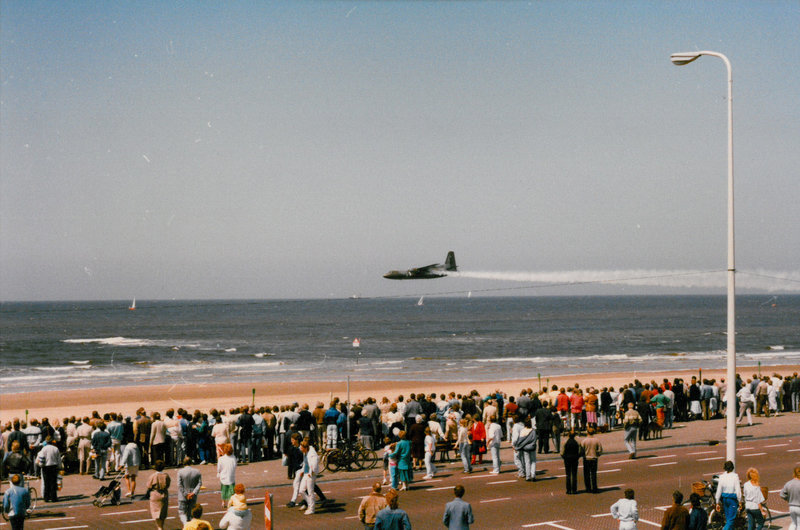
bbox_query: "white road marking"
[488,479,518,484]
[687,450,717,455]
[787,448,800,452]
[763,443,789,448]
[428,486,454,491]
[480,496,512,503]
[522,522,576,529]
[741,452,767,457]
[639,519,662,527]
[651,454,677,459]
[599,468,621,473]
[650,462,677,467]
[42,527,88,530]
[607,459,636,464]
[591,513,612,517]
[101,509,148,516]
[698,456,725,461]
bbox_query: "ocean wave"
[35,365,92,371]
[63,337,156,347]
[474,357,550,363]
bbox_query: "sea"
[1,295,798,394]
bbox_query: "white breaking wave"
[451,269,800,291]
[63,337,156,347]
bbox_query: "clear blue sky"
[2,1,798,301]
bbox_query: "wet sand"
[2,365,797,422]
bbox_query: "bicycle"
[693,477,771,530]
[322,441,378,473]
[1,475,38,521]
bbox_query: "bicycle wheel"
[325,449,342,473]
[360,449,378,470]
[27,487,37,515]
[345,448,361,471]
[1,507,8,522]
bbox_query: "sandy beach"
[3,364,798,423]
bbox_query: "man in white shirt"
[610,488,639,529]
[299,439,319,515]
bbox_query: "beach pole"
[537,373,542,393]
[670,51,736,466]
[346,376,351,442]
[252,388,256,409]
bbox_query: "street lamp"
[670,51,736,465]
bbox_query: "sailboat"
[417,296,424,306]
[128,298,136,311]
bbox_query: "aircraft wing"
[410,263,440,274]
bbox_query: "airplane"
[383,251,457,280]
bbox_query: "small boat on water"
[417,296,424,306]
[128,298,136,310]
[352,338,361,348]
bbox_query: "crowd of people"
[1,370,798,528]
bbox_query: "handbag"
[281,454,289,466]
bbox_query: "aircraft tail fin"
[445,251,457,271]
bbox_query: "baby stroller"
[92,468,123,507]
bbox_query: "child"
[423,427,436,480]
[227,483,248,511]
[381,437,392,485]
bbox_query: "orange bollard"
[264,491,273,529]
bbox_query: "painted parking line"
[698,456,725,461]
[651,454,677,459]
[606,459,637,464]
[639,519,662,527]
[488,479,518,484]
[763,443,789,448]
[428,486,454,491]
[41,527,89,530]
[591,513,612,517]
[599,468,621,473]
[649,462,677,467]
[100,509,148,516]
[687,450,718,455]
[787,448,800,452]
[522,522,576,529]
[741,452,767,457]
[480,497,512,503]
[26,518,76,523]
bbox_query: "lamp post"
[670,51,736,466]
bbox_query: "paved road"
[6,415,798,529]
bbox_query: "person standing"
[580,428,603,494]
[2,474,30,530]
[423,427,436,480]
[622,403,641,459]
[149,413,169,466]
[177,456,203,526]
[299,439,319,515]
[779,464,800,530]
[610,488,639,530]
[359,482,388,529]
[374,489,411,530]
[742,467,766,530]
[661,490,690,529]
[390,431,413,491]
[443,484,474,529]
[534,404,551,454]
[35,436,61,503]
[513,417,537,482]
[687,493,707,530]
[145,460,171,530]
[91,422,111,480]
[456,419,472,474]
[216,444,237,509]
[486,416,502,475]
[120,439,141,497]
[715,460,742,530]
[560,431,580,495]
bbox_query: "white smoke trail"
[450,269,800,292]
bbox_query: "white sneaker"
[423,475,432,480]
[304,509,314,515]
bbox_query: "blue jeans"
[721,493,739,530]
[459,442,472,472]
[746,508,764,530]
